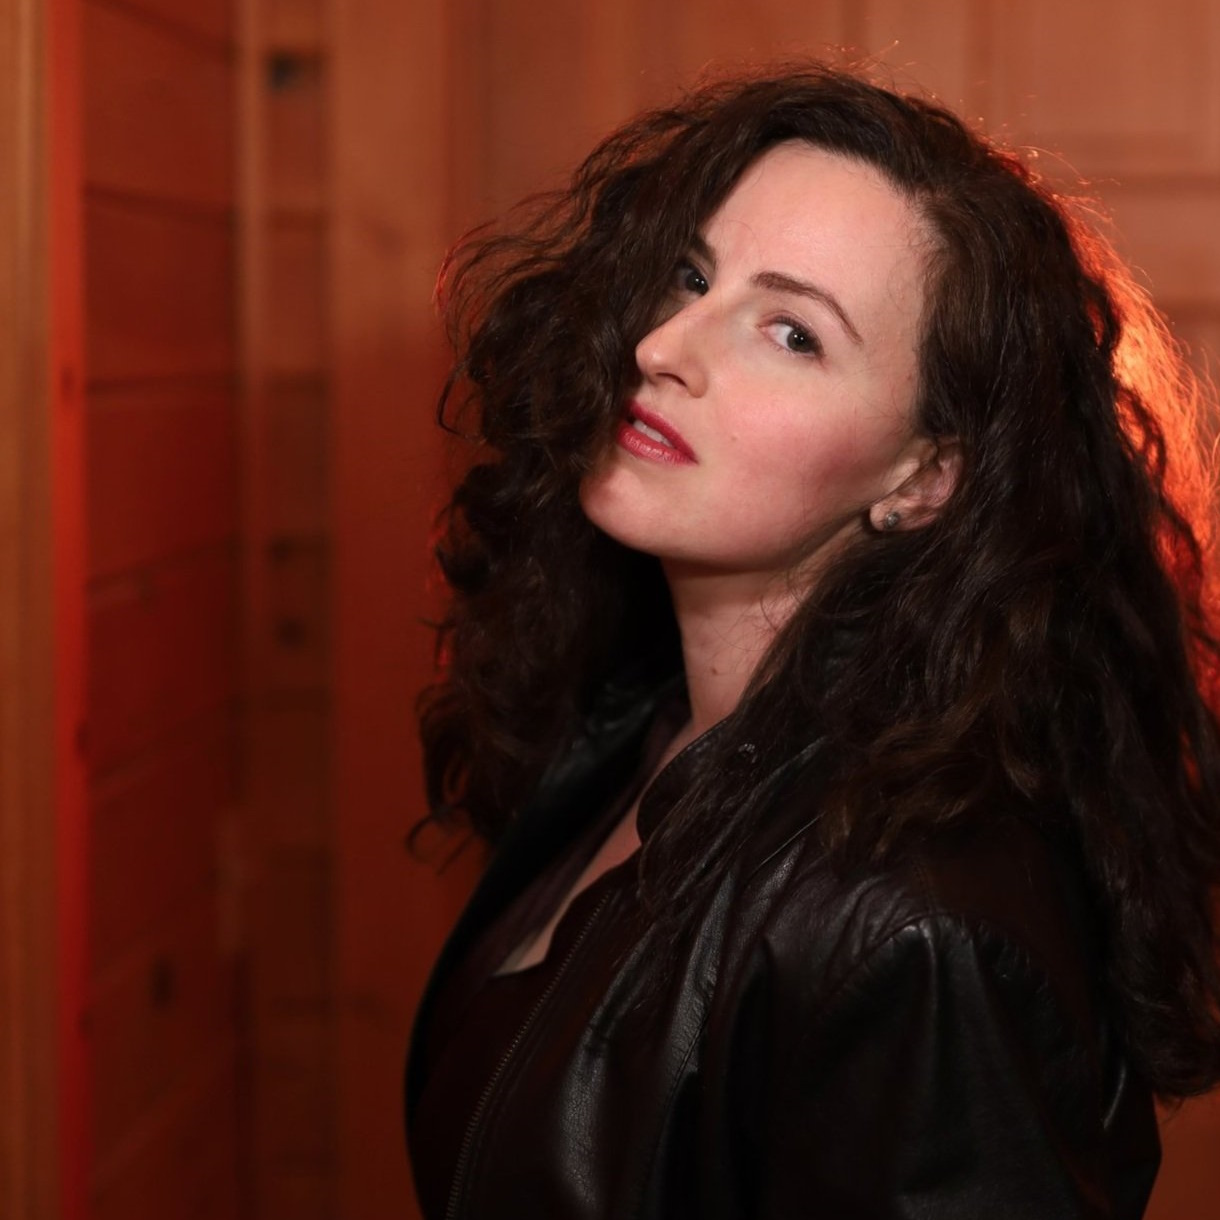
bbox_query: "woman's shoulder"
[755,797,1104,1031]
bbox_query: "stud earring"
[882,509,901,531]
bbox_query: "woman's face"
[579,141,933,594]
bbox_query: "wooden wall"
[13,2,1215,1219]
[240,0,339,1213]
[80,0,244,1216]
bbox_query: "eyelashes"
[674,261,709,296]
[769,317,824,358]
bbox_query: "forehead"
[706,142,930,335]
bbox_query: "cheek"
[735,414,891,508]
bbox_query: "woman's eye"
[771,319,823,358]
[675,262,709,296]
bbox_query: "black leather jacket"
[406,682,1161,1218]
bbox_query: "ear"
[868,437,962,532]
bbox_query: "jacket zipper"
[444,890,614,1220]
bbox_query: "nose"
[634,302,709,397]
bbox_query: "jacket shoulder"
[760,807,1104,1038]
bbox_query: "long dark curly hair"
[419,64,1220,1099]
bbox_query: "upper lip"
[624,401,697,461]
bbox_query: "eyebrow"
[750,271,864,345]
[687,234,864,346]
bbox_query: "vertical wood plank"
[267,219,327,375]
[89,722,237,975]
[266,53,326,212]
[332,0,485,1215]
[265,379,328,535]
[84,200,236,383]
[110,0,234,48]
[247,696,331,849]
[88,895,237,1165]
[49,0,92,1214]
[87,385,239,578]
[87,548,239,775]
[859,0,975,109]
[0,0,86,1214]
[91,1053,241,1220]
[82,0,234,207]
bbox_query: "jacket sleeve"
[749,914,1153,1220]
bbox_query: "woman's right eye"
[675,262,709,296]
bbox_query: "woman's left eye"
[769,318,823,358]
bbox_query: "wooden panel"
[987,0,1220,178]
[87,384,238,578]
[1150,1094,1220,1220]
[1,0,87,1214]
[253,1013,332,1164]
[254,1170,332,1220]
[251,850,330,1008]
[267,0,326,51]
[85,198,235,383]
[1103,186,1220,308]
[860,0,975,111]
[87,547,238,775]
[265,535,329,692]
[91,1053,240,1220]
[89,721,237,976]
[670,0,846,74]
[1171,311,1220,395]
[112,0,233,47]
[89,894,236,1164]
[249,695,330,849]
[267,53,326,212]
[268,219,327,376]
[332,0,484,1213]
[480,0,627,205]
[265,379,328,536]
[82,0,233,208]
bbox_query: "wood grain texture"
[332,1,473,1214]
[266,54,326,212]
[264,378,328,535]
[859,0,978,112]
[1103,185,1220,308]
[91,1050,241,1220]
[265,535,330,692]
[83,0,234,208]
[250,849,330,1008]
[0,0,68,1214]
[266,0,325,51]
[85,197,235,383]
[89,720,238,976]
[87,546,239,775]
[87,384,239,578]
[267,218,328,375]
[986,0,1220,179]
[252,1012,333,1165]
[247,694,331,849]
[104,0,234,48]
[88,893,237,1166]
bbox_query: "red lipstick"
[615,402,697,465]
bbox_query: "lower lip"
[615,420,696,465]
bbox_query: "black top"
[410,703,684,1218]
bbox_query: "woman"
[406,65,1220,1218]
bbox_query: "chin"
[578,472,664,559]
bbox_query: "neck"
[663,564,802,736]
